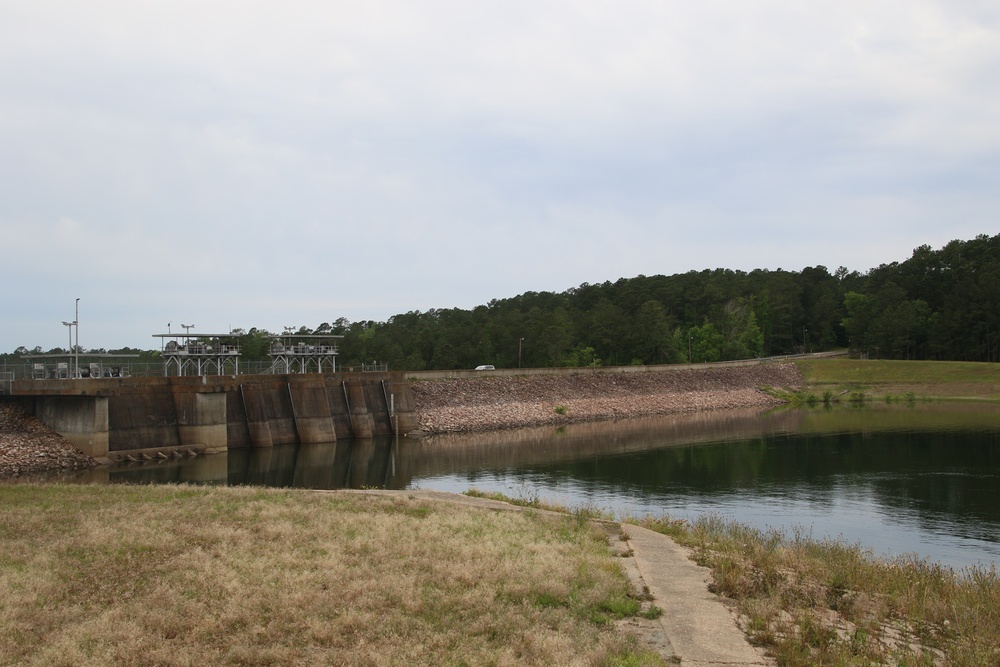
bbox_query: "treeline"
[272,234,1000,370]
[6,235,999,370]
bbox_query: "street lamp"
[181,323,195,336]
[75,298,79,379]
[61,320,75,378]
[518,337,524,368]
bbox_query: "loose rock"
[410,363,802,433]
[0,402,98,478]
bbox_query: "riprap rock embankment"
[410,363,802,433]
[0,402,97,478]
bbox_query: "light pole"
[803,327,808,355]
[518,337,524,368]
[75,298,79,379]
[62,320,75,378]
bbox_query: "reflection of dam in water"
[72,407,805,489]
[404,407,804,479]
[68,402,1000,491]
[77,437,405,489]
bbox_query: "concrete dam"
[5,373,419,461]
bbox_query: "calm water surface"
[65,403,1000,570]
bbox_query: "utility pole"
[62,320,74,378]
[75,298,79,378]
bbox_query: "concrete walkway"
[620,523,773,666]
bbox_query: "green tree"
[689,322,723,363]
[715,298,764,360]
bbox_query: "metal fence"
[0,360,380,380]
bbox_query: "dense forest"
[7,234,1000,370]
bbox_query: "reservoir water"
[64,402,1000,570]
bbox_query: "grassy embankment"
[468,489,1000,667]
[633,357,1000,665]
[792,357,1000,403]
[636,514,999,667]
[0,484,666,667]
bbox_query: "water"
[64,402,1000,570]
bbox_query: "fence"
[0,360,386,380]
[0,371,13,395]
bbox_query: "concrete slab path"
[621,523,773,666]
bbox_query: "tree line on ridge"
[255,233,1000,369]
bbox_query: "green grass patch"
[795,358,1000,401]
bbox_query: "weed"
[638,605,663,620]
[554,405,568,415]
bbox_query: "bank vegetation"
[469,490,1000,667]
[638,514,1000,667]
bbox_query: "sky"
[2,1,999,353]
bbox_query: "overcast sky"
[2,1,998,352]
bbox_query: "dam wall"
[9,372,418,460]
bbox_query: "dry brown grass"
[0,484,664,666]
[637,514,1000,666]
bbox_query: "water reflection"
[75,438,404,490]
[64,403,1000,569]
